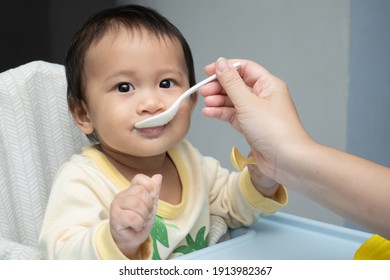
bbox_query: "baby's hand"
[110,174,162,258]
[247,150,280,198]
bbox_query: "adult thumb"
[215,57,252,107]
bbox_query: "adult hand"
[201,57,311,180]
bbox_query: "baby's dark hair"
[65,4,195,142]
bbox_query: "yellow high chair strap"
[354,234,390,260]
[230,147,256,171]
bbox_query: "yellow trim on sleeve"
[95,222,153,260]
[240,168,288,213]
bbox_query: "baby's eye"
[117,83,135,93]
[159,79,175,89]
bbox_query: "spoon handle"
[179,62,241,102]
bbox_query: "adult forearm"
[278,140,390,238]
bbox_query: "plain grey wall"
[122,0,351,226]
[348,0,390,167]
[345,0,390,231]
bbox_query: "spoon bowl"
[135,62,241,128]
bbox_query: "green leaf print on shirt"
[151,216,178,260]
[173,226,209,255]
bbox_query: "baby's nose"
[137,90,166,114]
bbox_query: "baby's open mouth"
[135,125,166,137]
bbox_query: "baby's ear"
[68,97,94,135]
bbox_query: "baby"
[39,4,287,259]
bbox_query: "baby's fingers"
[112,207,146,232]
[131,173,161,198]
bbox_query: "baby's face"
[81,26,195,157]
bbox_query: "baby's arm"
[110,174,161,259]
[247,163,280,198]
[244,149,280,199]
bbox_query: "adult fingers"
[214,57,258,108]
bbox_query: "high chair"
[0,61,88,259]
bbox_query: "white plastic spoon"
[135,62,241,128]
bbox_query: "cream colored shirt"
[39,139,287,259]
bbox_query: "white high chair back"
[0,61,88,259]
